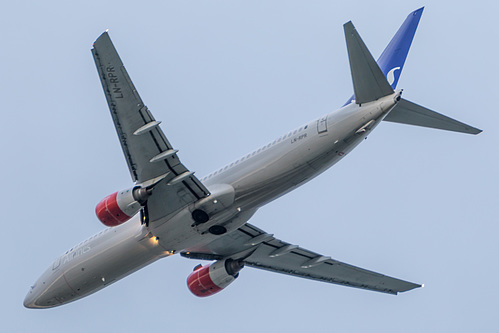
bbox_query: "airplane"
[24,7,481,308]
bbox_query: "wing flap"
[92,32,209,221]
[244,239,419,294]
[183,223,421,295]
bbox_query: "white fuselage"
[24,93,400,308]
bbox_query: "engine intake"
[187,259,243,297]
[95,187,152,227]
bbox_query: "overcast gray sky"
[2,1,498,332]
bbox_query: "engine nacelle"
[95,187,151,227]
[187,259,243,297]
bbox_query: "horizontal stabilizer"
[384,98,482,134]
[344,21,394,104]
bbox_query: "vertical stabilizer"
[344,7,424,105]
[377,7,423,89]
[344,22,393,105]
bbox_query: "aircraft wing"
[182,223,421,294]
[92,32,209,220]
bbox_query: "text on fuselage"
[291,133,307,143]
[53,246,91,270]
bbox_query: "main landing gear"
[191,209,227,235]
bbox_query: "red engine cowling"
[95,187,151,227]
[187,259,243,297]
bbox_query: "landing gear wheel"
[192,209,209,224]
[208,225,227,235]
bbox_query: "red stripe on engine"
[95,192,131,227]
[187,265,223,297]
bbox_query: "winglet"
[344,21,394,105]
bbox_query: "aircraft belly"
[230,121,380,209]
[159,106,388,253]
[231,134,346,209]
[233,162,317,208]
[151,202,257,252]
[63,238,163,300]
[34,221,168,307]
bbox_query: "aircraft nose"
[23,288,37,309]
[23,282,49,309]
[23,275,77,309]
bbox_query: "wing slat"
[183,223,421,294]
[92,32,209,221]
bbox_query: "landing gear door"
[317,116,327,134]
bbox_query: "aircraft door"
[317,116,327,134]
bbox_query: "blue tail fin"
[377,7,424,89]
[344,7,424,105]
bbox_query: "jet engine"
[187,259,244,297]
[95,187,151,227]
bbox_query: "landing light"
[147,236,160,246]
